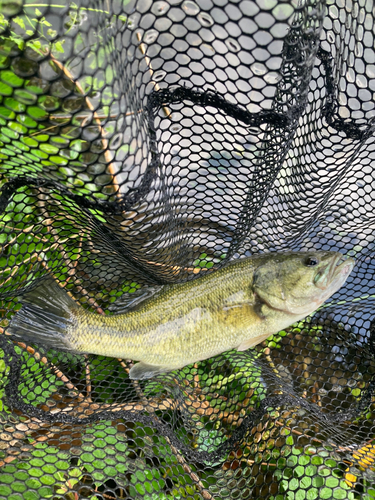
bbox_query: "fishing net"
[0,0,374,498]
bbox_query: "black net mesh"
[0,0,375,498]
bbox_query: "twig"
[136,32,171,118]
[223,450,277,470]
[275,419,321,442]
[16,341,85,400]
[0,233,28,252]
[136,257,215,275]
[3,333,84,406]
[0,224,55,245]
[0,258,36,288]
[117,361,214,499]
[193,363,200,389]
[0,238,75,288]
[65,235,82,280]
[94,489,116,500]
[167,439,214,500]
[29,125,62,136]
[61,234,106,314]
[311,381,322,407]
[32,195,107,313]
[84,355,92,403]
[37,234,102,404]
[274,419,353,452]
[71,285,105,315]
[263,346,281,378]
[35,191,79,274]
[1,263,86,401]
[48,110,143,120]
[49,54,121,197]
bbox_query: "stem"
[136,32,171,119]
[193,363,200,389]
[33,193,106,312]
[24,4,110,14]
[0,254,39,287]
[117,362,215,500]
[167,438,215,500]
[84,355,92,403]
[49,54,121,198]
[29,125,61,136]
[1,224,52,244]
[138,258,214,275]
[17,341,85,400]
[1,322,85,399]
[48,110,143,120]
[263,346,281,378]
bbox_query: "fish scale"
[8,251,354,379]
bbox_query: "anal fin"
[129,362,170,380]
[237,332,272,351]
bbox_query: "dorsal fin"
[108,285,164,314]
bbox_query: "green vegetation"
[0,2,373,499]
[0,322,373,498]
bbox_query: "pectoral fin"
[129,362,170,380]
[237,332,272,351]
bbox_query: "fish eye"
[304,256,319,267]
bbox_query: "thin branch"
[1,319,85,399]
[311,380,322,407]
[84,355,92,403]
[17,341,85,400]
[0,225,55,245]
[29,124,62,136]
[24,4,109,14]
[116,362,215,500]
[0,255,38,288]
[263,346,281,378]
[136,32,171,119]
[138,258,215,275]
[167,439,214,500]
[32,195,107,313]
[71,285,105,315]
[274,419,354,452]
[49,54,122,198]
[1,262,87,403]
[48,110,143,120]
[192,363,200,389]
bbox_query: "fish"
[8,251,354,380]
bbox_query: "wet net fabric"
[0,0,374,498]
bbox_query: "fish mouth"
[328,254,355,287]
[314,254,354,290]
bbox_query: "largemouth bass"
[8,251,354,379]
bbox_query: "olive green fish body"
[71,257,296,368]
[8,251,354,379]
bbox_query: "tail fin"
[8,278,80,352]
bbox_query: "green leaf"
[0,81,13,96]
[53,40,65,53]
[1,70,24,87]
[13,18,25,30]
[40,18,52,27]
